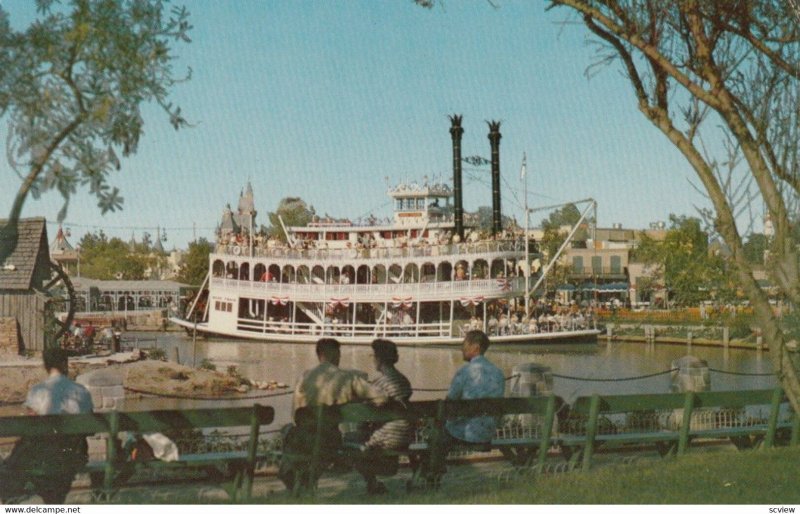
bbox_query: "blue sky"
[2,1,709,249]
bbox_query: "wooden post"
[538,395,556,472]
[104,410,120,499]
[242,404,263,501]
[171,346,179,363]
[677,392,695,455]
[764,387,783,449]
[791,406,800,447]
[582,395,600,471]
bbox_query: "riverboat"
[171,118,600,345]
[171,181,600,345]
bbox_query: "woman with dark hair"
[355,339,413,494]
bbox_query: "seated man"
[280,338,386,491]
[421,330,505,484]
[445,330,505,445]
[0,348,94,504]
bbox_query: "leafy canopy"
[1,0,191,263]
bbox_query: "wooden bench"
[281,396,558,492]
[560,387,799,471]
[0,404,274,502]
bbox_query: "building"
[49,224,79,275]
[1,218,58,354]
[71,277,188,313]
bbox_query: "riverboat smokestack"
[488,120,502,235]
[450,114,465,241]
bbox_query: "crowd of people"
[215,227,526,261]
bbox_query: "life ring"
[232,245,242,256]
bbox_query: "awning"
[579,281,629,292]
[556,284,577,292]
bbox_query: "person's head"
[43,347,69,375]
[315,338,341,366]
[371,339,398,369]
[461,330,490,362]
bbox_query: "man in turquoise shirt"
[445,330,506,443]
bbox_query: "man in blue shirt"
[445,330,506,443]
[415,330,505,488]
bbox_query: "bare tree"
[543,0,800,409]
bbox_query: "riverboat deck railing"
[211,276,528,302]
[214,240,526,261]
[233,312,595,339]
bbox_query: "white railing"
[214,240,525,262]
[237,318,451,339]
[210,276,526,302]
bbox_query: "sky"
[1,1,722,250]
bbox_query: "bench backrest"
[335,396,556,424]
[570,388,782,416]
[0,405,275,438]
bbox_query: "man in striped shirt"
[353,339,413,495]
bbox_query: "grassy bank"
[269,447,800,504]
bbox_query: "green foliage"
[267,197,314,241]
[176,238,214,285]
[742,233,768,265]
[632,215,730,306]
[146,348,166,361]
[0,0,191,263]
[77,231,160,280]
[199,358,216,371]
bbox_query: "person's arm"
[447,367,465,400]
[353,375,387,406]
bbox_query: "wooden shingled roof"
[0,217,50,291]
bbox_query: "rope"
[708,368,775,377]
[551,369,676,382]
[412,374,520,393]
[123,385,294,401]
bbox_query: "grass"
[261,446,800,505]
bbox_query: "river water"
[123,332,776,428]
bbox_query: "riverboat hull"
[169,316,599,346]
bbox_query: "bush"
[147,348,167,361]
[199,358,216,371]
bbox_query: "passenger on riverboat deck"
[0,348,94,504]
[280,339,387,492]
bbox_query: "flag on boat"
[391,296,414,309]
[460,296,485,307]
[520,152,527,180]
[496,278,511,291]
[328,297,351,307]
[270,296,289,306]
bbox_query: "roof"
[0,217,49,291]
[49,225,74,253]
[71,277,189,292]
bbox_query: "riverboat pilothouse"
[172,117,600,345]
